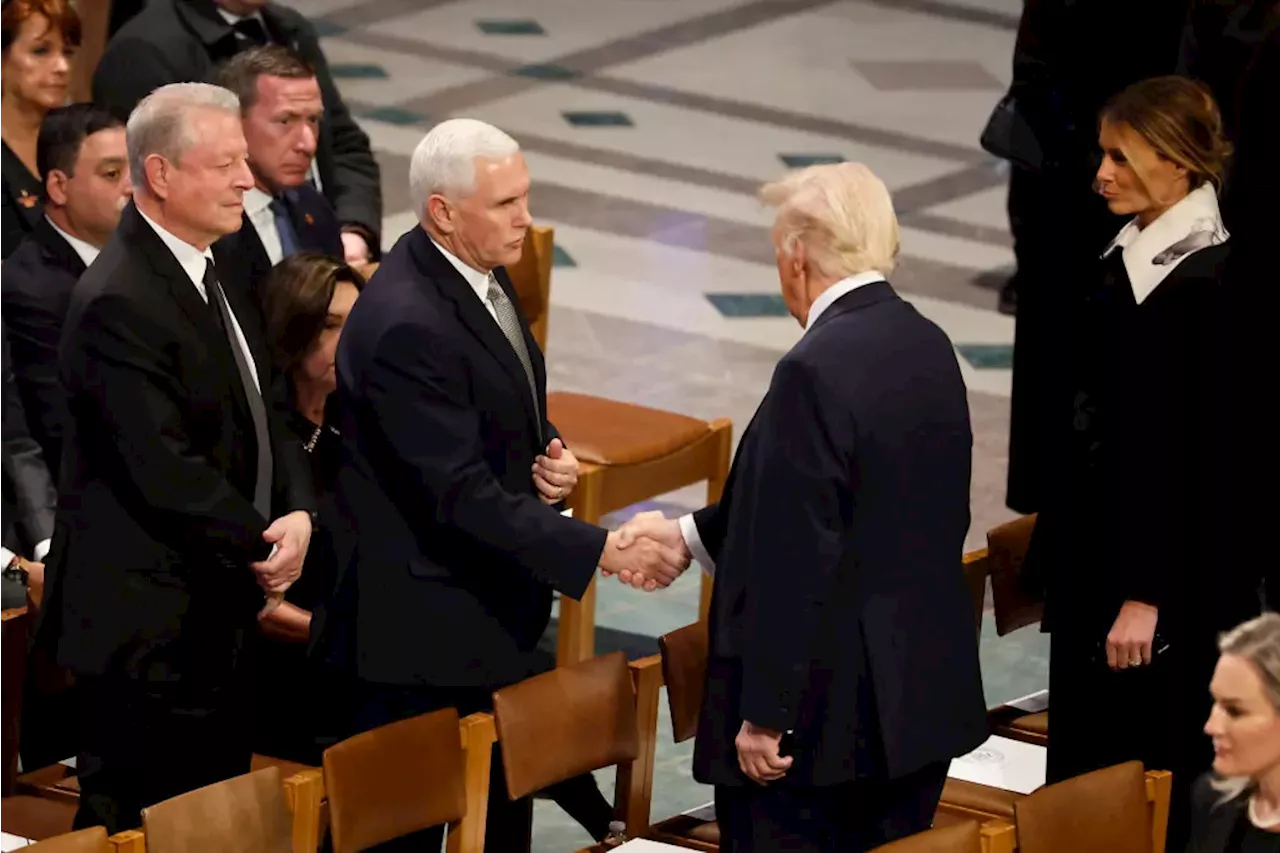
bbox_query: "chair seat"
[546,393,710,466]
[940,778,1021,819]
[15,764,79,804]
[1010,711,1048,735]
[1,794,78,840]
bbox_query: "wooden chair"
[1014,762,1153,853]
[323,707,492,853]
[872,821,983,853]
[139,766,293,852]
[505,226,734,665]
[490,650,664,845]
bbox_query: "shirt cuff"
[678,513,715,577]
[33,540,51,562]
[1,547,15,568]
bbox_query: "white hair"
[127,82,241,192]
[761,162,900,279]
[409,118,520,216]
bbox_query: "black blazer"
[1,217,90,475]
[690,281,987,787]
[213,182,345,313]
[1185,773,1279,853]
[329,226,606,690]
[91,0,381,244]
[2,324,56,558]
[2,142,44,261]
[44,202,315,681]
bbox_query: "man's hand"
[598,528,686,591]
[341,231,371,265]
[250,510,312,594]
[534,438,579,504]
[23,559,45,610]
[1106,600,1158,670]
[610,511,691,589]
[736,721,792,785]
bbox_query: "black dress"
[2,142,43,260]
[1028,244,1262,851]
[1187,774,1280,853]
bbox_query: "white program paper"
[615,840,697,852]
[947,734,1047,795]
[1006,689,1049,714]
[1,833,32,851]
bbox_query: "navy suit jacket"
[691,281,987,787]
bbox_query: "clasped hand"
[599,510,691,591]
[251,510,312,618]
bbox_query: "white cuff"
[0,547,15,569]
[33,539,51,562]
[678,513,715,577]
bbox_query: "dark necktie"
[269,196,300,259]
[232,17,270,46]
[203,259,273,518]
[484,271,541,441]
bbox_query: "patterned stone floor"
[283,0,1047,846]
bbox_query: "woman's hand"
[1106,600,1158,670]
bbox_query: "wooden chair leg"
[558,467,603,666]
[447,713,495,853]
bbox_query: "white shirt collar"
[137,207,214,298]
[243,187,274,219]
[805,270,885,330]
[45,216,100,267]
[1101,182,1228,304]
[216,7,264,26]
[430,236,493,304]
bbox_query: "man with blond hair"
[614,162,987,851]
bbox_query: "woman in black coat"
[1187,613,1280,852]
[1027,76,1261,852]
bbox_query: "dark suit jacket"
[2,325,56,558]
[2,142,43,261]
[213,182,345,313]
[46,202,315,682]
[92,0,381,245]
[690,281,987,787]
[1185,773,1261,853]
[330,226,606,690]
[2,217,90,475]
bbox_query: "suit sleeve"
[3,276,70,473]
[2,328,56,552]
[364,322,605,600]
[296,21,382,244]
[65,292,270,562]
[91,37,181,118]
[738,358,851,733]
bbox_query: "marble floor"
[285,0,1046,846]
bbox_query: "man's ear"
[143,154,172,201]
[426,194,454,234]
[45,169,72,207]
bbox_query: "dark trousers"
[72,671,252,834]
[714,761,948,853]
[351,680,533,853]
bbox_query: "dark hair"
[37,102,124,182]
[214,45,315,113]
[1,0,81,53]
[1100,75,1232,192]
[262,252,365,374]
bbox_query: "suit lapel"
[288,184,343,257]
[409,230,544,442]
[34,217,87,279]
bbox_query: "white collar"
[243,187,274,219]
[805,270,885,330]
[430,236,493,304]
[1101,182,1228,304]
[137,207,214,294]
[216,7,264,26]
[45,216,100,267]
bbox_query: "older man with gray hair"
[48,81,316,833]
[615,162,988,852]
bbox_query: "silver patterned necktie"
[485,272,541,435]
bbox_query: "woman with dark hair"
[2,0,80,257]
[1028,75,1262,850]
[253,251,364,763]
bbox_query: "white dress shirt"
[45,217,100,267]
[1,540,50,567]
[137,209,261,393]
[431,237,500,324]
[243,188,285,266]
[677,270,887,575]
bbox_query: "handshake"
[598,511,693,592]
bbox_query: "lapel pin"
[304,213,314,225]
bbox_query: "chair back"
[872,821,982,853]
[658,622,708,743]
[1014,761,1152,853]
[24,827,111,853]
[140,766,292,853]
[3,607,31,794]
[505,226,554,352]
[492,651,639,800]
[988,514,1043,636]
[323,707,466,853]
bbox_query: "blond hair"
[1211,613,1280,804]
[760,162,899,280]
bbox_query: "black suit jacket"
[213,182,345,313]
[2,325,56,558]
[2,142,44,261]
[690,282,987,787]
[92,0,381,244]
[2,217,90,475]
[329,226,606,690]
[45,203,315,681]
[1184,774,1260,853]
